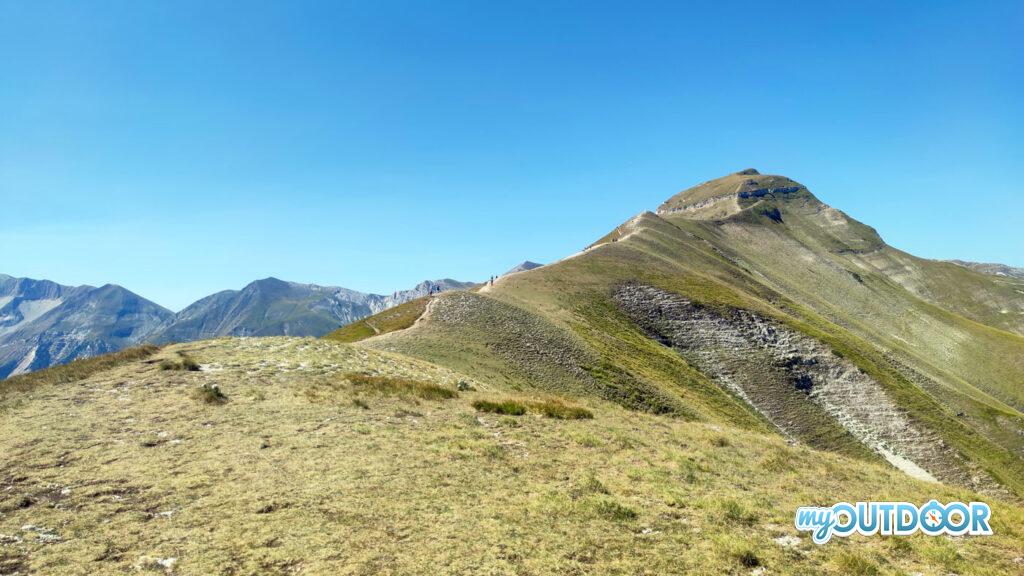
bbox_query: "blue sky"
[1,1,1021,311]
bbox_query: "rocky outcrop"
[376,279,477,310]
[614,283,960,483]
[736,185,802,199]
[656,170,808,217]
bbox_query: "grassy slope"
[660,193,1024,489]
[2,339,1022,575]
[324,296,429,343]
[683,193,1024,409]
[358,183,1024,495]
[0,344,160,402]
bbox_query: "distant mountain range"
[0,276,172,379]
[0,275,477,378]
[149,277,475,344]
[948,260,1024,280]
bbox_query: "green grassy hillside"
[325,296,431,343]
[355,170,1024,497]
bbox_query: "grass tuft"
[193,383,227,404]
[833,551,879,575]
[345,373,457,401]
[472,397,592,419]
[587,497,638,522]
[734,549,760,568]
[472,399,527,415]
[719,499,757,525]
[159,354,201,372]
[530,399,594,420]
[570,473,610,500]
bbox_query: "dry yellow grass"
[0,337,1021,575]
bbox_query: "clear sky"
[1,1,1021,311]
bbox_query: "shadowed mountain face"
[0,275,475,377]
[149,277,476,343]
[0,278,172,379]
[348,169,1024,496]
[149,278,380,343]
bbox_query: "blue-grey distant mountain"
[0,275,172,378]
[949,260,1024,280]
[149,277,476,343]
[0,274,475,377]
[502,261,544,275]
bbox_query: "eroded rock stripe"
[614,283,950,483]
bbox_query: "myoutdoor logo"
[794,500,992,545]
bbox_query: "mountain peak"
[246,277,294,291]
[656,170,809,220]
[503,261,543,276]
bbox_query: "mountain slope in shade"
[150,278,379,343]
[350,169,1024,497]
[0,278,172,379]
[150,277,477,344]
[0,275,83,339]
[0,275,476,377]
